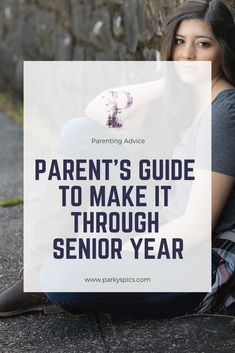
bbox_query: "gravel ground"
[0,113,23,199]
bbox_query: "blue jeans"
[45,291,206,318]
[44,251,222,318]
[44,250,223,318]
[44,251,220,318]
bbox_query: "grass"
[0,94,23,207]
[0,197,23,207]
[0,92,23,126]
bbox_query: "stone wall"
[0,0,234,97]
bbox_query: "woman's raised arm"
[85,79,165,121]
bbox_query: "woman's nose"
[181,45,196,60]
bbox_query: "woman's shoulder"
[212,88,235,123]
[212,88,235,109]
[212,89,235,178]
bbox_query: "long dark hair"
[162,0,235,86]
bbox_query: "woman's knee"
[45,292,90,313]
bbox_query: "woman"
[0,0,235,317]
[164,0,235,314]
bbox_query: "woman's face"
[172,19,221,78]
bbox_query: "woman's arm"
[123,169,234,252]
[160,170,234,247]
[85,79,165,121]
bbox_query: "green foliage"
[0,197,23,207]
[0,92,23,126]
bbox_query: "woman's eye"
[197,42,210,48]
[175,38,184,45]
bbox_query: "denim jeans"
[43,251,223,318]
[45,291,206,318]
[44,251,220,318]
[43,250,221,318]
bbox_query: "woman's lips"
[177,63,198,71]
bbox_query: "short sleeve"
[212,96,235,177]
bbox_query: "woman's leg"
[196,231,235,314]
